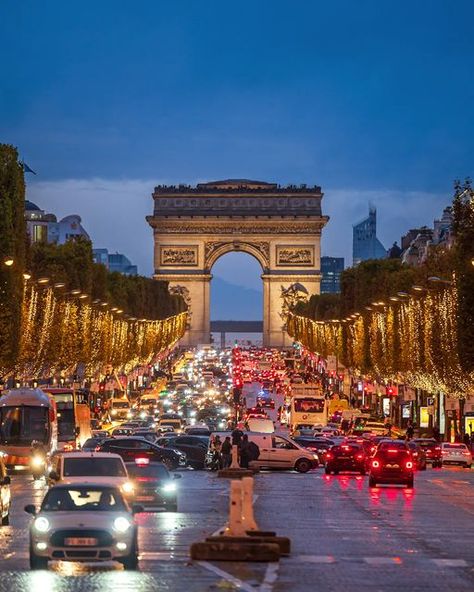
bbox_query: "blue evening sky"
[1,1,473,313]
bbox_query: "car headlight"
[111,410,117,416]
[113,516,132,533]
[121,481,134,494]
[162,482,176,493]
[31,455,44,468]
[312,454,319,460]
[34,516,50,533]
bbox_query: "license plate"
[385,464,399,469]
[338,456,350,460]
[137,496,155,501]
[65,537,97,546]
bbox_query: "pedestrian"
[247,439,260,466]
[239,434,251,469]
[231,426,243,447]
[463,432,471,448]
[221,436,232,468]
[211,435,222,470]
[432,425,440,442]
[405,421,414,441]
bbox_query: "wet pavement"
[1,464,473,590]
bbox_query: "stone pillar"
[262,273,321,348]
[158,274,211,347]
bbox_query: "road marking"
[259,562,279,592]
[432,559,468,567]
[293,555,336,563]
[140,551,186,561]
[197,560,258,592]
[364,557,403,565]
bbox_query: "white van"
[247,418,274,433]
[209,432,318,473]
[109,398,131,421]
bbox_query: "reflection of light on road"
[338,476,349,490]
[160,512,180,531]
[30,570,57,591]
[369,487,381,506]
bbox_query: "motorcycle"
[30,441,47,480]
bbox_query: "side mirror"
[173,473,182,480]
[24,504,36,515]
[131,504,144,515]
[49,471,59,481]
[2,476,11,486]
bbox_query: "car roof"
[60,452,123,459]
[48,483,122,491]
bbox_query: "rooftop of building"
[153,179,322,194]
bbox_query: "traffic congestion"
[0,345,473,590]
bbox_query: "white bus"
[290,394,328,431]
[0,388,58,471]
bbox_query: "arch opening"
[210,251,262,347]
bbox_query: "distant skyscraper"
[321,256,345,294]
[352,206,386,266]
[93,248,138,275]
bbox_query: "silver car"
[25,484,140,569]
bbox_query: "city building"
[93,248,138,275]
[400,206,453,266]
[320,256,344,293]
[352,206,386,265]
[25,200,90,244]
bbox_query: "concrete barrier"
[218,445,254,478]
[190,476,290,561]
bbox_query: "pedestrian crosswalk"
[288,554,471,568]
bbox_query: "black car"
[156,435,209,469]
[407,441,427,470]
[98,438,185,470]
[81,437,105,452]
[294,437,335,461]
[325,443,367,475]
[369,441,415,488]
[125,460,180,511]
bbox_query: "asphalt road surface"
[1,464,473,591]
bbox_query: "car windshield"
[126,463,169,479]
[63,458,127,477]
[0,405,49,446]
[42,487,127,512]
[293,399,325,413]
[378,442,407,452]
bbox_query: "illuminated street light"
[3,257,14,267]
[23,272,32,280]
[37,277,49,284]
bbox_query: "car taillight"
[387,449,399,453]
[326,453,332,459]
[442,450,449,455]
[462,451,471,456]
[435,447,441,451]
[406,461,413,469]
[372,460,380,468]
[356,454,364,460]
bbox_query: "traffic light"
[99,381,105,394]
[386,385,397,396]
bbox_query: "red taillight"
[435,447,441,451]
[356,454,364,460]
[442,450,449,455]
[406,461,413,469]
[462,451,471,456]
[372,460,380,468]
[135,457,149,465]
[325,453,332,459]
[387,449,399,453]
[342,446,350,451]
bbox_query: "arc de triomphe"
[147,179,328,347]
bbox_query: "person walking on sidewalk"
[221,436,232,468]
[405,421,414,441]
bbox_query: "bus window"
[0,406,49,445]
[293,399,325,413]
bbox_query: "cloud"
[26,178,450,282]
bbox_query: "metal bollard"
[230,444,240,469]
[225,480,246,537]
[241,476,259,532]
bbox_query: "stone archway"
[147,179,328,347]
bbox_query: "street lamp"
[3,257,14,267]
